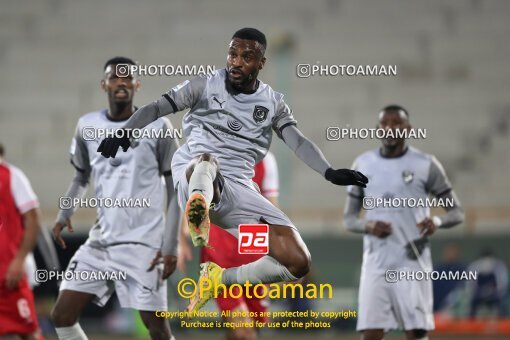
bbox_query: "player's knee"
[288,248,311,279]
[50,305,78,327]
[362,329,385,340]
[186,153,219,183]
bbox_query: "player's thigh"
[390,279,434,331]
[110,244,167,311]
[58,243,114,309]
[357,271,394,332]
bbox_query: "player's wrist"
[432,216,442,228]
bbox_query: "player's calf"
[139,311,172,340]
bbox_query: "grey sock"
[222,256,298,285]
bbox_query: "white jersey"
[348,146,453,274]
[156,69,296,187]
[70,110,179,248]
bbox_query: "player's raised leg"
[51,290,94,340]
[185,153,221,247]
[187,225,311,313]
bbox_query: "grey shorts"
[59,242,167,311]
[174,164,296,237]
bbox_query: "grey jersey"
[348,146,453,273]
[156,69,296,185]
[70,110,179,248]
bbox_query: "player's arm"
[53,169,89,249]
[149,119,182,279]
[6,208,42,290]
[53,123,91,249]
[98,76,206,158]
[37,222,61,271]
[261,152,280,206]
[419,156,465,235]
[6,168,42,289]
[273,98,367,187]
[280,125,367,187]
[343,165,391,237]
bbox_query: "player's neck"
[107,102,134,121]
[380,144,408,158]
[227,78,259,95]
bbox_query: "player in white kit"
[98,28,368,313]
[343,105,465,340]
[50,57,181,340]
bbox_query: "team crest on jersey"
[253,105,269,124]
[402,170,414,184]
[227,118,242,131]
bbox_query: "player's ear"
[100,79,107,92]
[259,57,266,70]
[134,78,141,92]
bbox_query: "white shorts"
[356,269,434,332]
[174,163,296,236]
[59,242,167,311]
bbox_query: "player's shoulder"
[355,148,380,165]
[3,162,29,184]
[257,78,284,102]
[76,109,108,127]
[407,146,435,163]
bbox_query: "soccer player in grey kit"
[344,105,465,340]
[98,28,368,312]
[52,57,181,340]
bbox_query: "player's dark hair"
[0,143,4,157]
[232,28,267,53]
[103,56,136,71]
[381,104,409,118]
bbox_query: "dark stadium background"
[1,0,509,339]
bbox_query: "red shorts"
[202,225,268,323]
[0,277,40,337]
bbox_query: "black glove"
[325,168,368,187]
[97,130,131,158]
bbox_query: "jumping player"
[50,57,181,340]
[98,28,368,313]
[0,143,44,340]
[178,150,279,340]
[343,105,465,340]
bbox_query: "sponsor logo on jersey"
[227,118,242,131]
[253,105,269,123]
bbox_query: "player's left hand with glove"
[97,129,131,158]
[325,168,368,188]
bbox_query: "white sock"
[188,160,217,204]
[55,323,88,340]
[415,337,429,340]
